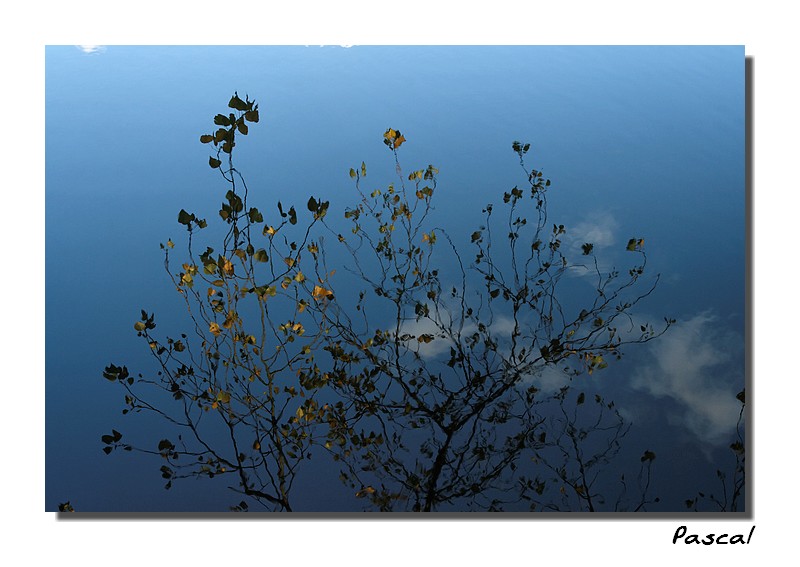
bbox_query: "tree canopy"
[100,94,744,512]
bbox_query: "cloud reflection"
[629,311,743,445]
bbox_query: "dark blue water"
[46,45,744,511]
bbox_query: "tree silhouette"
[102,94,676,512]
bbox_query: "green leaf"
[640,450,656,462]
[244,109,259,123]
[237,121,249,135]
[576,392,585,405]
[361,161,367,177]
[288,206,297,225]
[226,190,244,213]
[102,364,129,382]
[178,209,195,225]
[134,321,146,332]
[307,196,318,213]
[209,156,222,169]
[248,207,263,223]
[349,168,357,179]
[254,249,268,262]
[199,134,213,144]
[214,114,230,126]
[228,94,249,111]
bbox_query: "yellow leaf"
[223,259,234,275]
[166,239,174,249]
[134,321,146,332]
[393,134,406,149]
[294,271,306,283]
[356,486,377,498]
[265,226,276,236]
[209,322,222,336]
[222,311,237,329]
[383,128,397,141]
[284,257,295,268]
[312,285,333,301]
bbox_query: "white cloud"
[568,211,619,252]
[521,362,572,393]
[564,211,620,278]
[628,311,743,445]
[76,45,106,54]
[398,313,576,394]
[396,317,456,358]
[396,314,518,360]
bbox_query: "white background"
[2,1,790,565]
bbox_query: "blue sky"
[45,45,745,513]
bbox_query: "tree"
[102,94,675,512]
